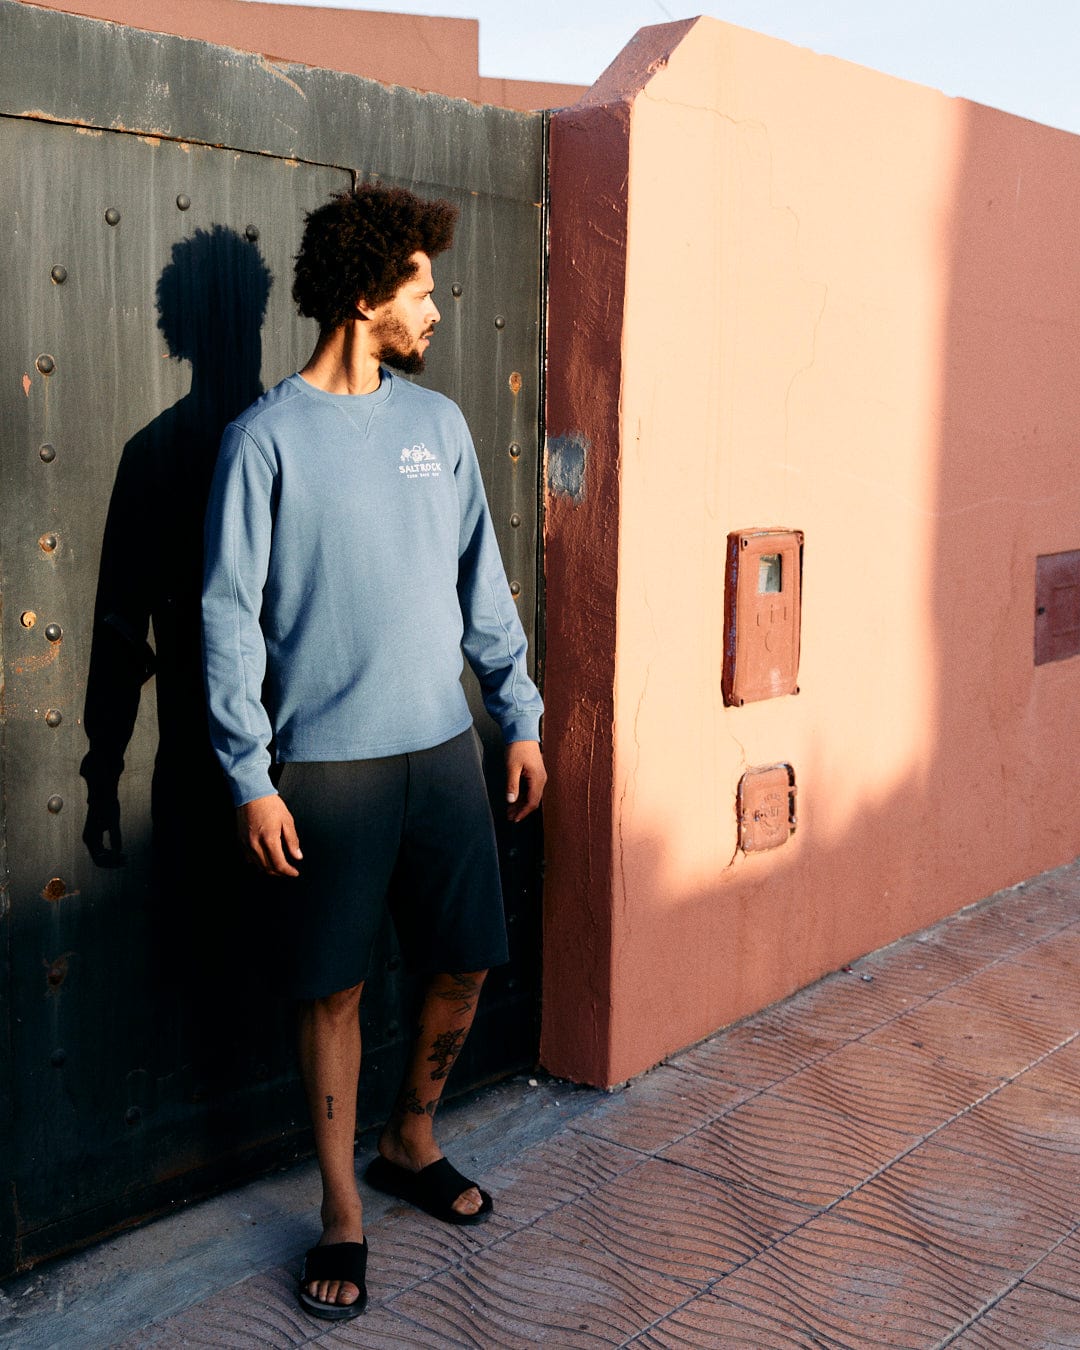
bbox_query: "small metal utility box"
[737,763,797,852]
[1035,549,1080,665]
[722,528,804,706]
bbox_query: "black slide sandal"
[297,1239,368,1320]
[365,1155,493,1225]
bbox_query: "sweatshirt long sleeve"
[202,369,542,807]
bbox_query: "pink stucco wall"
[18,0,586,108]
[544,17,1080,1085]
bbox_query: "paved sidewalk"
[4,862,1080,1348]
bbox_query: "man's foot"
[365,1153,493,1226]
[300,1218,366,1315]
[298,1236,367,1321]
[375,1127,485,1218]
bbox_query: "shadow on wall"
[79,225,282,1087]
[543,48,1080,1086]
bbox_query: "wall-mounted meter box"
[722,528,803,707]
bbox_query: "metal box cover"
[723,528,803,706]
[737,763,796,852]
[1035,550,1080,665]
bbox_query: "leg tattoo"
[432,972,483,1018]
[395,1086,437,1119]
[427,1027,467,1081]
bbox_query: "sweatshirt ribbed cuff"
[501,712,542,745]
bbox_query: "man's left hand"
[505,740,547,822]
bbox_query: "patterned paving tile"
[372,1222,698,1348]
[936,958,1080,1044]
[764,968,929,1040]
[771,1038,997,1139]
[693,1212,1007,1349]
[1027,1228,1080,1302]
[483,1132,642,1227]
[659,1088,913,1210]
[997,873,1080,929]
[316,1304,474,1348]
[669,1014,852,1093]
[351,1210,492,1306]
[1015,1037,1080,1098]
[935,1080,1080,1196]
[568,1064,752,1154]
[633,1291,857,1349]
[113,1266,313,1348]
[938,895,1072,958]
[834,1133,1076,1274]
[1012,923,1080,977]
[856,933,995,999]
[529,1156,808,1290]
[949,1282,1080,1349]
[858,994,1060,1080]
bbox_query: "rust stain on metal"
[22,373,31,397]
[44,953,73,994]
[19,110,97,127]
[42,877,73,902]
[257,56,308,98]
[14,645,60,676]
[509,371,523,395]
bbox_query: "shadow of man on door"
[81,225,280,1096]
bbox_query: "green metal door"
[0,0,544,1274]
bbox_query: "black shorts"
[273,728,508,999]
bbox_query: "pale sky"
[239,0,1080,136]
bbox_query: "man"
[201,183,546,1321]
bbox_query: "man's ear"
[354,294,375,322]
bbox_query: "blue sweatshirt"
[202,369,543,806]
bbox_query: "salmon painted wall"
[543,17,1080,1085]
[18,0,586,107]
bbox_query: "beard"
[372,310,428,374]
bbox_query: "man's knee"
[304,980,364,1021]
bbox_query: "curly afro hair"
[293,182,458,331]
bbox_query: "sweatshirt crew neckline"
[288,367,396,407]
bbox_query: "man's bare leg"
[297,981,365,1308]
[376,969,487,1216]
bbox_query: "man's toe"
[453,1185,482,1215]
[309,1278,358,1305]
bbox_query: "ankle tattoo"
[396,1086,437,1119]
[326,1094,334,1120]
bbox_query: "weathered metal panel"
[1035,549,1080,665]
[0,0,540,200]
[0,2,544,1275]
[0,117,352,1264]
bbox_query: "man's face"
[368,251,441,374]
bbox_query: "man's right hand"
[237,794,303,877]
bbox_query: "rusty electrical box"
[738,764,797,852]
[1035,550,1080,665]
[723,528,803,706]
